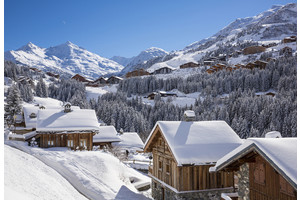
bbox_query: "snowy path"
[6,141,152,200]
[4,145,88,200]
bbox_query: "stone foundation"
[236,163,249,200]
[151,179,234,200]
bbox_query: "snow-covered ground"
[86,85,118,100]
[5,141,152,200]
[5,145,87,200]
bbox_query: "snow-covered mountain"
[184,5,284,51]
[111,47,168,75]
[147,3,297,72]
[5,41,124,79]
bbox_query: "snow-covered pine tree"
[5,84,23,128]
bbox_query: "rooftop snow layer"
[93,126,121,143]
[113,132,144,150]
[36,109,99,132]
[184,110,195,117]
[23,106,39,128]
[145,121,243,165]
[212,138,297,188]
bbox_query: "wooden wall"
[150,130,234,192]
[39,132,93,150]
[249,155,296,200]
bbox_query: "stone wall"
[236,163,250,200]
[151,179,234,200]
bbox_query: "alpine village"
[4,2,297,200]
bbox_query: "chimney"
[183,110,196,121]
[64,102,72,113]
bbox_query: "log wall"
[249,155,296,200]
[150,130,234,192]
[38,132,93,150]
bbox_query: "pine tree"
[5,85,23,128]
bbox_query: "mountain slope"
[111,47,168,75]
[147,3,296,72]
[5,42,124,79]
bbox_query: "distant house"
[93,126,121,148]
[144,113,243,199]
[18,76,34,87]
[71,74,92,83]
[159,91,177,97]
[153,67,174,75]
[203,60,215,66]
[147,91,177,100]
[147,92,158,100]
[113,132,144,153]
[36,104,99,150]
[125,69,151,78]
[282,36,297,43]
[29,67,42,72]
[106,76,123,84]
[211,137,297,200]
[93,77,108,85]
[206,68,216,74]
[46,72,60,79]
[253,60,268,69]
[179,62,200,69]
[242,46,266,55]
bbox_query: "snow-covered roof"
[144,121,243,166]
[23,105,39,128]
[93,126,121,143]
[36,109,99,133]
[211,138,297,189]
[265,131,282,138]
[184,110,195,118]
[113,132,144,151]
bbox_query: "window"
[80,139,87,147]
[48,140,54,147]
[280,175,295,196]
[254,162,265,185]
[159,160,163,170]
[67,140,74,148]
[166,163,170,174]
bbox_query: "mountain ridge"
[5,41,124,79]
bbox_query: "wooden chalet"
[71,74,92,83]
[153,67,174,75]
[242,46,266,55]
[29,67,42,72]
[93,77,108,85]
[203,60,215,66]
[93,126,121,149]
[206,68,216,74]
[179,62,200,69]
[254,60,268,69]
[144,116,243,199]
[211,137,297,200]
[107,76,123,84]
[147,91,178,100]
[18,76,34,87]
[36,105,99,150]
[46,72,60,79]
[282,36,297,43]
[125,69,150,78]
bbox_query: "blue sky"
[4,0,297,58]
